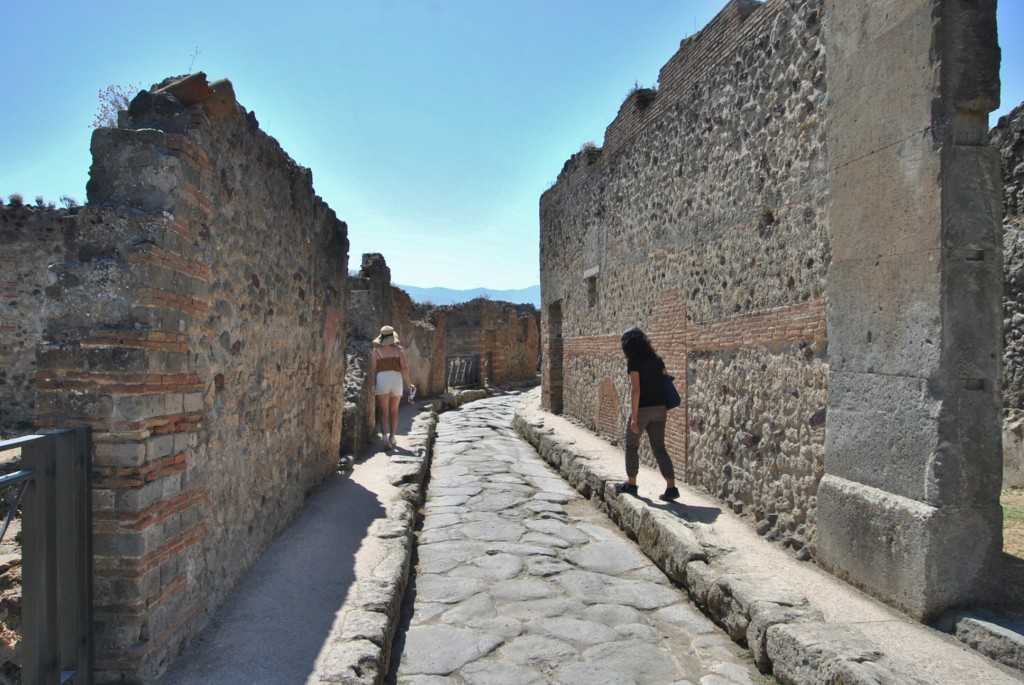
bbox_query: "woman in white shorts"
[371,325,415,450]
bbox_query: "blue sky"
[2,2,1021,290]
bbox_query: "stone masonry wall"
[994,102,1024,485]
[433,299,540,386]
[344,253,538,455]
[35,75,348,682]
[0,203,67,435]
[540,0,829,554]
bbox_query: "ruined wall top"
[37,71,349,681]
[545,0,786,198]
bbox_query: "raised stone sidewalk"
[388,392,760,683]
[160,385,1024,684]
[511,388,1024,685]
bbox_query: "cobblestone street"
[388,394,761,684]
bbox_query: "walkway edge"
[318,389,489,684]
[511,387,1024,685]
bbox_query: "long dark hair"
[621,327,657,361]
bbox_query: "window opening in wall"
[584,266,600,309]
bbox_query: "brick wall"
[35,77,349,682]
[540,0,829,553]
[438,299,539,385]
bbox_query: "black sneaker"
[614,482,638,496]
[659,487,680,502]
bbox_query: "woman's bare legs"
[376,394,391,447]
[388,394,401,446]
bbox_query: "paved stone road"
[388,394,762,684]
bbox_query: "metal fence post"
[55,426,94,683]
[21,433,60,683]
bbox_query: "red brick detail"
[166,133,211,174]
[32,413,202,434]
[595,376,621,440]
[686,299,827,351]
[94,601,205,674]
[178,180,213,216]
[147,573,187,610]
[78,330,189,353]
[35,372,202,394]
[135,287,209,317]
[125,242,212,281]
[171,215,192,243]
[563,334,620,357]
[95,455,193,492]
[94,521,207,579]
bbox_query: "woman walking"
[616,327,679,501]
[371,325,415,450]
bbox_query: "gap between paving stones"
[324,385,1024,685]
[318,387,504,684]
[511,387,1024,685]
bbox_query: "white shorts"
[375,371,403,397]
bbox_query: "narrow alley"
[387,394,761,684]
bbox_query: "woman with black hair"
[616,327,679,501]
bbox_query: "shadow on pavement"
[158,473,385,683]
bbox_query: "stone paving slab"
[389,393,762,684]
[511,387,1024,685]
[159,385,1024,684]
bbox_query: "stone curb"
[510,391,978,685]
[320,386,515,684]
[321,384,1021,684]
[935,610,1024,672]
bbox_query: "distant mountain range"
[396,284,540,307]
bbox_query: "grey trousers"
[624,405,675,480]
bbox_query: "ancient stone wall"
[0,203,67,435]
[34,75,349,682]
[541,0,829,552]
[344,253,538,454]
[543,0,1004,619]
[817,0,1002,619]
[994,102,1024,485]
[435,299,540,385]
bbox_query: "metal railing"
[0,427,93,685]
[446,355,480,389]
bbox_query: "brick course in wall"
[34,77,349,682]
[541,0,829,553]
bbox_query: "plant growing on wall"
[90,83,141,128]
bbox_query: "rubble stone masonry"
[541,0,829,552]
[345,253,539,455]
[34,77,348,682]
[994,103,1024,484]
[544,0,1005,619]
[0,204,67,434]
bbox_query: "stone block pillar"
[542,301,563,413]
[819,0,1003,619]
